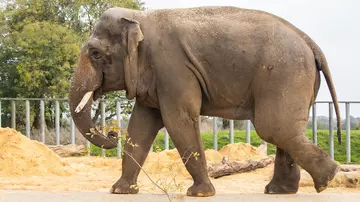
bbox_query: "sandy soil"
[0,156,359,195]
[0,127,359,195]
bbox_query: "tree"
[14,22,81,98]
[341,116,359,130]
[0,0,144,129]
[74,0,144,34]
[222,119,244,130]
[0,21,81,128]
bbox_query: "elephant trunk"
[68,52,118,149]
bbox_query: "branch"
[207,157,274,178]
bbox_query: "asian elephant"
[68,6,342,197]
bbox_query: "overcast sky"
[143,0,360,117]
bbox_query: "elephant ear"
[121,17,144,99]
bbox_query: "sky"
[143,0,360,117]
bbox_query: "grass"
[89,129,360,164]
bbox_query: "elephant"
[68,6,342,197]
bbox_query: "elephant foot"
[110,179,139,194]
[313,163,340,193]
[186,181,215,197]
[264,180,299,194]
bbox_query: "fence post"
[55,100,60,145]
[70,118,75,145]
[25,100,30,138]
[246,120,251,144]
[164,128,169,150]
[213,117,218,150]
[101,100,106,157]
[0,101,2,127]
[312,103,317,145]
[262,141,268,155]
[229,120,234,144]
[11,100,16,129]
[86,141,91,156]
[116,101,122,158]
[40,100,45,143]
[329,103,334,160]
[346,103,351,163]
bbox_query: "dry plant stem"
[123,150,172,202]
[181,146,196,165]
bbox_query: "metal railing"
[312,101,360,163]
[0,98,359,163]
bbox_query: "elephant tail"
[310,40,342,145]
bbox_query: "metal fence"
[0,98,359,163]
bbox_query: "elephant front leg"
[162,113,215,197]
[158,86,215,197]
[265,147,300,194]
[110,102,163,194]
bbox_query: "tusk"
[75,91,93,113]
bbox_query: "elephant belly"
[200,103,253,120]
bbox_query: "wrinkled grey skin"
[68,6,342,197]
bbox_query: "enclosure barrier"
[0,98,358,163]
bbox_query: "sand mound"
[144,149,187,176]
[0,127,71,177]
[205,149,224,164]
[142,143,264,177]
[0,127,265,178]
[219,142,264,161]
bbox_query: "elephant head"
[68,8,144,149]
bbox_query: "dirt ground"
[0,156,359,195]
[0,127,359,196]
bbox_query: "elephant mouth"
[93,87,103,101]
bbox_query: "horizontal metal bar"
[0,98,69,101]
[1,98,360,104]
[315,101,360,104]
[0,97,128,101]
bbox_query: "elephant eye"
[89,48,102,60]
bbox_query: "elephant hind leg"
[253,99,339,193]
[265,147,300,194]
